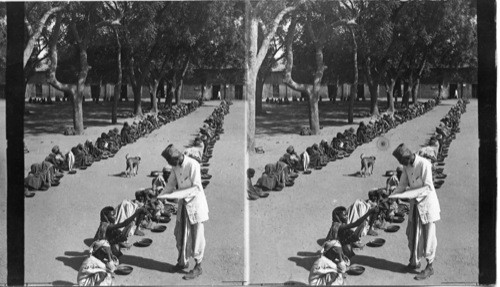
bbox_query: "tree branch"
[283,15,310,93]
[24,5,66,68]
[256,1,305,67]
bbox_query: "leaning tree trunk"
[132,85,143,116]
[112,28,121,124]
[47,14,87,134]
[174,57,190,105]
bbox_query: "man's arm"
[389,163,433,200]
[157,162,202,200]
[156,170,178,199]
[389,169,409,196]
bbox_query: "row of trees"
[245,0,477,151]
[15,1,245,134]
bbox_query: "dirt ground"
[18,99,245,285]
[0,97,482,285]
[248,99,479,285]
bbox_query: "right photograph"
[245,0,479,285]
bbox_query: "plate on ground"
[367,238,386,247]
[385,225,400,233]
[134,238,153,247]
[151,225,167,233]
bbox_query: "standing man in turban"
[157,144,209,280]
[389,143,440,280]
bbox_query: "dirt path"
[23,101,245,285]
[248,99,478,285]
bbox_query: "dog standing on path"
[360,153,376,177]
[125,154,141,177]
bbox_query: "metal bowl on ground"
[436,162,445,166]
[150,171,160,177]
[201,163,210,167]
[315,166,322,170]
[391,216,404,223]
[134,238,153,247]
[337,155,344,160]
[151,225,167,233]
[303,170,312,175]
[115,265,133,275]
[385,170,395,177]
[385,225,400,233]
[68,170,77,175]
[367,238,386,247]
[347,265,365,275]
[434,179,444,185]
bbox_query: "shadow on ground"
[119,254,180,274]
[24,101,140,136]
[289,251,320,272]
[350,255,412,274]
[56,251,87,272]
[257,101,372,136]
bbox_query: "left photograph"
[6,1,246,285]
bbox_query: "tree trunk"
[132,85,143,116]
[348,27,357,124]
[246,67,257,151]
[331,77,338,104]
[149,79,159,114]
[308,92,320,133]
[256,76,265,114]
[245,9,258,153]
[46,14,88,134]
[112,28,121,124]
[368,83,380,116]
[71,94,84,133]
[245,2,299,153]
[412,78,420,105]
[402,81,410,108]
[175,81,182,104]
[384,78,396,113]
